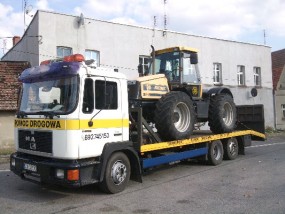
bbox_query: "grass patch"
[0,147,15,156]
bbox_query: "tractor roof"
[155,46,198,55]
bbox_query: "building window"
[237,65,245,86]
[254,67,261,86]
[139,56,150,75]
[85,50,100,66]
[213,63,222,84]
[282,104,285,118]
[56,46,72,58]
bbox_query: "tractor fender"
[204,87,233,98]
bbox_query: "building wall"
[0,61,30,148]
[2,10,275,127]
[275,67,285,130]
[1,15,39,66]
[0,111,16,148]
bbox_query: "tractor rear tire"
[154,91,195,141]
[208,94,237,134]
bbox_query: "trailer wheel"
[208,94,237,134]
[154,91,195,141]
[207,140,224,165]
[100,152,130,194]
[223,138,239,160]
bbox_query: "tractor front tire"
[208,94,237,134]
[154,91,195,141]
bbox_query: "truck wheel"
[223,138,239,160]
[100,152,130,194]
[207,140,224,165]
[208,94,236,134]
[154,91,195,141]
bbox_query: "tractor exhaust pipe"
[151,45,155,75]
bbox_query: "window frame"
[213,63,222,85]
[95,80,118,110]
[237,65,246,86]
[82,78,94,114]
[56,46,72,58]
[85,50,100,66]
[253,67,261,87]
[281,104,285,118]
[139,55,150,75]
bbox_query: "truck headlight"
[55,169,64,179]
[11,158,16,167]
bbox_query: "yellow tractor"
[129,46,236,141]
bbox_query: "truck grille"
[18,130,52,153]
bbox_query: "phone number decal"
[84,133,110,141]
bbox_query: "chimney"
[13,36,21,46]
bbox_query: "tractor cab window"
[182,57,200,83]
[153,51,180,82]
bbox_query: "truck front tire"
[100,152,130,194]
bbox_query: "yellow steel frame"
[141,130,266,153]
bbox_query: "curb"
[0,155,10,164]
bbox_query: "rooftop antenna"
[23,0,33,32]
[263,29,266,45]
[153,16,157,37]
[163,0,167,36]
[78,13,85,26]
[2,39,7,55]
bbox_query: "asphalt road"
[0,137,285,214]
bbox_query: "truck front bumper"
[10,152,101,187]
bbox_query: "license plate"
[23,163,37,172]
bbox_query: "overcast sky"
[0,0,285,58]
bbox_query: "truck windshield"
[19,76,78,114]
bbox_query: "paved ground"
[0,134,285,214]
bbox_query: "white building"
[2,10,274,127]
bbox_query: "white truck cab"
[11,54,141,192]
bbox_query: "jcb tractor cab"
[131,46,237,141]
[144,46,202,99]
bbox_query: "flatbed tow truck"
[10,53,265,193]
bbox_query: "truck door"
[79,76,125,158]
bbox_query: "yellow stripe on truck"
[14,119,129,130]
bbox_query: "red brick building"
[272,49,285,130]
[0,61,30,148]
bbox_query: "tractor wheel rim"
[173,102,191,132]
[223,102,233,126]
